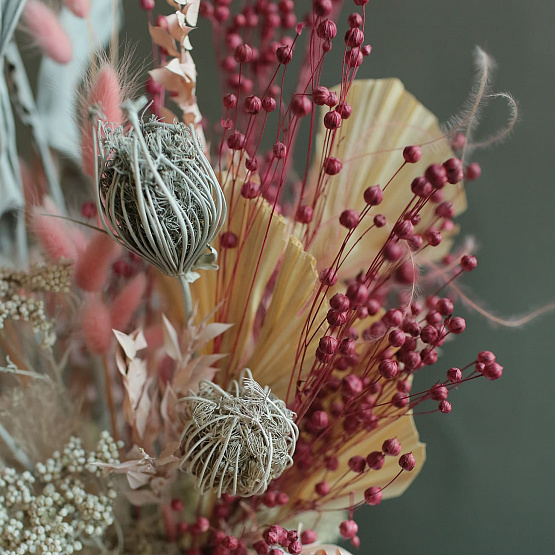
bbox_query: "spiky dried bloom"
[94,99,226,282]
[177,369,298,497]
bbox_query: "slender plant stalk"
[179,275,193,321]
[0,422,33,471]
[100,356,119,442]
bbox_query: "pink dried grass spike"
[110,274,147,331]
[31,198,76,261]
[23,0,73,64]
[74,233,121,292]
[82,294,112,354]
[63,0,91,18]
[80,64,125,177]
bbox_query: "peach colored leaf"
[126,358,148,409]
[194,322,233,350]
[160,385,180,442]
[115,348,127,377]
[187,366,217,392]
[167,56,196,84]
[182,1,200,26]
[113,328,147,360]
[167,11,195,49]
[158,442,180,461]
[148,67,188,96]
[134,377,154,438]
[162,314,182,361]
[149,23,180,57]
[126,470,153,490]
[124,489,160,505]
[172,353,225,392]
[159,106,179,124]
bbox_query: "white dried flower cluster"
[24,262,72,293]
[95,99,226,283]
[0,262,72,295]
[0,431,122,555]
[0,262,72,346]
[0,294,52,345]
[178,369,298,498]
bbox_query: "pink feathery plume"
[74,233,120,292]
[82,294,112,355]
[81,65,125,177]
[23,1,73,64]
[63,0,91,18]
[31,199,76,261]
[110,274,147,331]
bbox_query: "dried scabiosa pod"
[177,369,298,497]
[92,98,226,310]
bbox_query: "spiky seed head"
[177,369,298,497]
[94,98,226,282]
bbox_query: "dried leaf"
[162,314,182,361]
[149,23,180,57]
[134,377,154,439]
[125,358,148,409]
[160,385,179,442]
[182,1,200,27]
[124,489,161,505]
[172,353,225,393]
[114,328,147,360]
[195,322,233,350]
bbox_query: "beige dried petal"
[148,23,180,57]
[162,314,182,361]
[194,321,233,350]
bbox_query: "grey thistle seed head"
[177,369,298,498]
[93,98,226,281]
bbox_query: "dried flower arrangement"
[0,0,520,554]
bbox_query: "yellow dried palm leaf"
[292,414,425,509]
[247,235,319,400]
[304,78,466,273]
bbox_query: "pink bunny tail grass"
[63,0,91,18]
[110,274,147,331]
[80,64,125,177]
[82,295,112,355]
[23,1,73,64]
[74,233,121,292]
[31,199,76,261]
